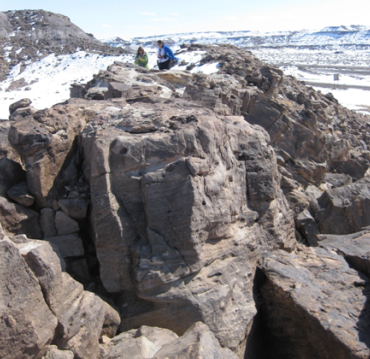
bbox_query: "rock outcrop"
[260,246,370,359]
[2,39,370,359]
[0,233,120,359]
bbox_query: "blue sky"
[1,0,369,39]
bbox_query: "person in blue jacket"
[157,40,179,70]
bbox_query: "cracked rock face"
[260,247,370,359]
[0,239,58,359]
[3,38,370,359]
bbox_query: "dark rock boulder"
[319,228,370,278]
[0,239,58,359]
[316,177,370,235]
[260,247,370,359]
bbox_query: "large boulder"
[154,322,238,359]
[0,239,58,359]
[316,177,370,235]
[260,247,370,359]
[0,196,42,238]
[100,326,178,359]
[7,181,35,207]
[18,239,106,359]
[8,102,98,207]
[318,228,370,277]
[79,87,295,351]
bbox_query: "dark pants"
[158,59,170,70]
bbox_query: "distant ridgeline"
[102,25,370,51]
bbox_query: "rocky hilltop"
[0,9,127,81]
[1,39,370,358]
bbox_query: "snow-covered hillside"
[103,25,370,51]
[0,49,221,119]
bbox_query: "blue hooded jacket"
[163,45,179,62]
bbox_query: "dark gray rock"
[0,240,57,359]
[0,158,26,196]
[0,196,42,238]
[19,239,105,359]
[55,211,79,235]
[295,209,320,246]
[7,181,34,207]
[40,208,57,238]
[318,228,370,278]
[45,234,84,257]
[316,177,370,235]
[58,198,88,220]
[260,247,370,359]
[9,98,32,114]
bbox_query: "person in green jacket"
[135,47,149,70]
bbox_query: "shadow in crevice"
[244,267,274,359]
[343,256,370,350]
[356,279,370,350]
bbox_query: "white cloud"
[139,12,156,16]
[151,18,176,22]
[101,24,113,28]
[171,13,180,16]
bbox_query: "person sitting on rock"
[157,40,178,70]
[135,47,149,70]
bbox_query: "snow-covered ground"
[104,26,370,114]
[0,51,133,119]
[1,28,369,119]
[0,49,220,120]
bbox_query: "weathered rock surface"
[9,98,32,114]
[100,323,236,359]
[101,301,121,338]
[316,177,370,235]
[319,228,370,278]
[0,196,42,238]
[55,211,80,235]
[45,233,84,257]
[0,157,26,196]
[8,102,96,207]
[260,247,370,359]
[0,239,58,359]
[40,208,57,237]
[0,121,20,161]
[19,239,106,359]
[58,198,88,220]
[7,181,35,207]
[3,40,370,359]
[76,65,295,350]
[154,322,238,359]
[42,346,74,359]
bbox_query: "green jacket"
[135,53,149,70]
